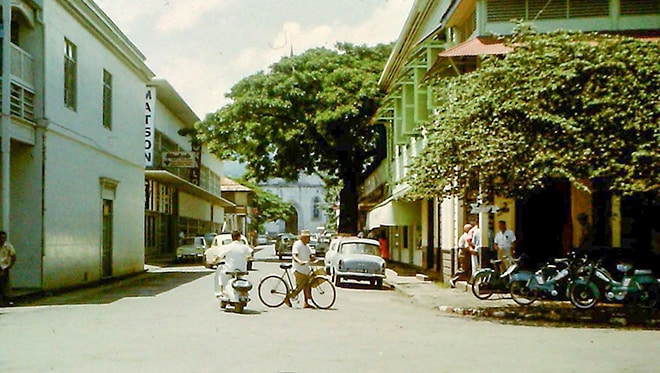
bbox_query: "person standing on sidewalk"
[450,224,472,288]
[469,223,481,279]
[0,231,17,306]
[288,229,314,308]
[494,220,516,269]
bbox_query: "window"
[64,39,77,110]
[620,0,660,16]
[312,196,321,220]
[102,70,112,129]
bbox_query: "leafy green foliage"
[196,43,392,232]
[407,31,660,200]
[238,178,294,234]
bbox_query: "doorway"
[102,199,113,278]
[285,208,299,233]
[516,180,571,266]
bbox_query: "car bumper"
[337,271,385,280]
[177,253,203,259]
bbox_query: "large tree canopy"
[407,31,660,200]
[197,43,391,233]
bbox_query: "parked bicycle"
[258,260,336,309]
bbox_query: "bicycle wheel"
[471,271,494,300]
[309,276,336,310]
[510,281,537,306]
[258,275,289,308]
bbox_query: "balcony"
[359,160,389,202]
[0,43,36,122]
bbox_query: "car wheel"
[333,270,341,287]
[375,279,383,289]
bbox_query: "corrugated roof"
[438,37,513,58]
[221,178,252,193]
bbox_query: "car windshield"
[340,243,380,256]
[181,238,196,246]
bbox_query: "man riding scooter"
[206,231,252,302]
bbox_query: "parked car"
[314,231,335,257]
[203,233,217,249]
[326,237,386,288]
[275,233,297,259]
[205,233,254,270]
[176,236,207,263]
[256,234,271,246]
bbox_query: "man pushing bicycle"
[287,229,314,308]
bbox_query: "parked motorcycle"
[471,256,523,300]
[509,252,587,306]
[219,268,253,313]
[569,259,658,310]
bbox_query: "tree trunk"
[337,171,359,234]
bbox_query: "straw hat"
[299,229,311,237]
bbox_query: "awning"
[366,196,420,231]
[438,37,512,58]
[145,170,235,207]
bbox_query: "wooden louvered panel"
[529,0,568,20]
[487,0,526,22]
[569,0,610,18]
[620,0,660,15]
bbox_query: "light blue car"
[326,237,386,289]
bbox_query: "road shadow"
[338,282,392,291]
[15,270,210,307]
[223,308,262,316]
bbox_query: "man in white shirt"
[289,229,314,308]
[0,231,16,306]
[209,231,251,298]
[450,224,472,287]
[469,224,481,278]
[494,220,516,269]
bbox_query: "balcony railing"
[0,43,36,122]
[360,160,389,199]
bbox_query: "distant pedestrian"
[0,231,17,306]
[494,220,516,269]
[469,224,481,279]
[379,232,390,262]
[450,224,472,288]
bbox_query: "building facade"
[2,0,153,290]
[363,0,660,280]
[262,174,329,234]
[144,79,233,258]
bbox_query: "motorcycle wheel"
[510,281,537,306]
[638,285,659,309]
[471,271,494,300]
[568,283,598,310]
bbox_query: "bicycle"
[258,260,336,309]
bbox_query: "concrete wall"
[179,192,211,221]
[39,0,147,289]
[262,175,327,233]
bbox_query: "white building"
[262,175,328,234]
[1,0,154,290]
[144,79,233,258]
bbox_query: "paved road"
[1,246,658,372]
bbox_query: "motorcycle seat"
[490,259,502,265]
[280,264,292,270]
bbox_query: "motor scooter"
[569,259,658,310]
[218,264,253,313]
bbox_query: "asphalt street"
[1,245,658,372]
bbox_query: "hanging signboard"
[162,152,198,168]
[145,87,156,166]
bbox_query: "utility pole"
[1,0,12,233]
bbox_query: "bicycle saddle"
[280,264,292,270]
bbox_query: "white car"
[176,236,207,262]
[205,233,254,270]
[326,237,385,288]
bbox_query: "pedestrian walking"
[378,232,390,263]
[494,220,516,269]
[0,231,17,306]
[450,224,472,288]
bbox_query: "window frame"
[102,69,113,129]
[64,38,77,111]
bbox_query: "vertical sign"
[190,141,202,186]
[145,87,156,166]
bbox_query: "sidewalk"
[384,269,660,329]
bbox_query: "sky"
[95,0,414,118]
